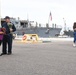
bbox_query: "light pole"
[0,0,1,27]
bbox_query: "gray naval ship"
[64,30,74,37]
[1,18,62,38]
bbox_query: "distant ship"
[1,18,62,37]
[62,18,74,37]
[64,30,74,37]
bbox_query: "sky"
[1,0,76,29]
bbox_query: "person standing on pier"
[0,16,16,56]
[73,22,76,47]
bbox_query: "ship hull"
[64,31,74,37]
[15,27,62,37]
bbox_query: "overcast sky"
[1,0,76,29]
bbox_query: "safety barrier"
[21,34,42,43]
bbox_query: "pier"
[0,41,76,75]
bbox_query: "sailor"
[0,16,16,56]
[73,22,76,47]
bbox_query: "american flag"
[49,12,52,21]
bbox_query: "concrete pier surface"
[0,41,76,75]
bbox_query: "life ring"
[22,35,27,40]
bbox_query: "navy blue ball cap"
[4,16,10,19]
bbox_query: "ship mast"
[48,11,52,27]
[27,13,30,27]
[63,18,66,31]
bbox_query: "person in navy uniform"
[0,16,16,56]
